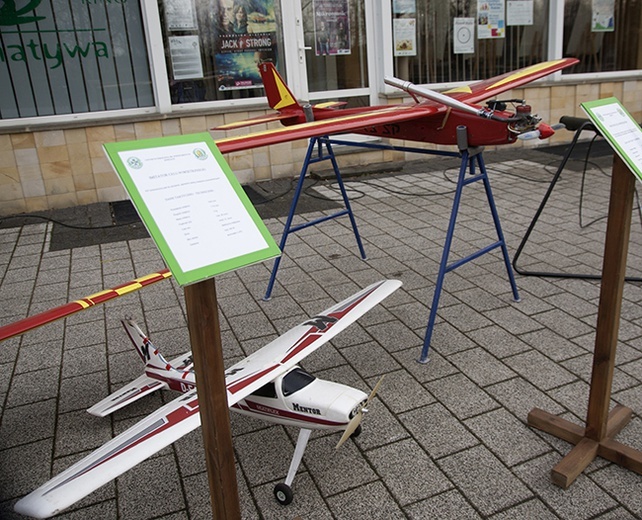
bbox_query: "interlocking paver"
[1,147,641,519]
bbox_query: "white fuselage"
[145,362,367,431]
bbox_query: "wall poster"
[165,0,197,30]
[169,36,204,80]
[592,0,615,32]
[394,18,417,56]
[454,18,476,54]
[478,0,505,39]
[214,0,279,91]
[313,0,351,56]
[507,0,533,26]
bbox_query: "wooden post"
[184,278,241,519]
[528,154,642,488]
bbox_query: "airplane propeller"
[336,375,385,449]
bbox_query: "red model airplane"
[0,58,579,344]
[213,58,579,152]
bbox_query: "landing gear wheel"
[274,483,293,505]
[351,424,362,438]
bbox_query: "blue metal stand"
[263,136,367,300]
[419,143,520,363]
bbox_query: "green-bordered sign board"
[104,133,280,286]
[581,97,642,183]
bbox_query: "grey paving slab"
[2,148,642,519]
[448,347,516,387]
[464,408,551,467]
[400,402,479,459]
[425,373,499,420]
[503,350,578,391]
[326,481,406,520]
[514,452,618,519]
[439,445,533,517]
[367,438,451,505]
[406,488,483,519]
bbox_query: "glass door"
[297,0,373,108]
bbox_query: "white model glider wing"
[224,279,402,405]
[14,390,200,519]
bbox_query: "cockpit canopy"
[251,367,316,399]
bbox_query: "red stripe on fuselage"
[236,400,346,427]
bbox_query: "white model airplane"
[14,279,401,519]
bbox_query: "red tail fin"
[259,62,302,113]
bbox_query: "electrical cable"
[511,121,642,283]
[0,213,140,231]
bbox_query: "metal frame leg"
[320,138,367,261]
[419,149,520,363]
[263,137,366,300]
[477,153,521,303]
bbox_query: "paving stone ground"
[1,143,642,519]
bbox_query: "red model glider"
[213,58,579,152]
[0,58,579,344]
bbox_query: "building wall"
[1,79,641,217]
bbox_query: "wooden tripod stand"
[528,154,642,488]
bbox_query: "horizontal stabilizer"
[212,112,295,131]
[87,374,168,417]
[87,347,193,418]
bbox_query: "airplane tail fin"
[87,320,183,417]
[122,318,172,371]
[259,62,304,114]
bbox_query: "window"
[391,0,549,84]
[158,0,285,104]
[0,0,154,118]
[563,0,642,74]
[251,381,277,398]
[281,368,315,397]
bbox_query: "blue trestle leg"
[263,136,367,300]
[419,148,520,363]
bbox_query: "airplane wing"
[15,279,401,518]
[444,58,579,105]
[0,269,172,343]
[224,278,402,404]
[215,104,442,154]
[214,59,578,154]
[14,390,201,519]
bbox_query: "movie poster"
[313,0,351,56]
[214,0,278,91]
